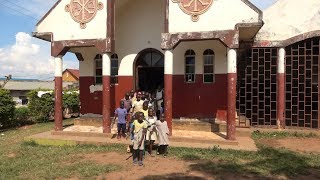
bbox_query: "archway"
[134,49,164,93]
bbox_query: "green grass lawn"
[1,120,320,179]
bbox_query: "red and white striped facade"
[35,0,320,139]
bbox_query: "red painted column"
[277,48,286,129]
[102,53,111,133]
[54,56,63,131]
[227,49,237,140]
[164,50,173,134]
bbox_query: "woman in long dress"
[155,114,169,157]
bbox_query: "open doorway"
[135,49,164,93]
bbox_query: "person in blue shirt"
[113,101,128,140]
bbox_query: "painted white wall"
[36,0,107,41]
[172,40,227,75]
[169,0,259,33]
[115,0,165,76]
[78,47,100,77]
[256,0,320,41]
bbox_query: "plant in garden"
[63,91,80,115]
[27,89,54,123]
[0,88,15,129]
[14,107,31,126]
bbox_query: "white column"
[278,48,285,74]
[227,48,237,140]
[277,48,286,129]
[227,49,237,74]
[164,50,173,134]
[54,55,63,131]
[54,56,63,77]
[102,53,111,76]
[164,50,173,75]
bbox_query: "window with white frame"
[185,49,196,83]
[111,54,118,84]
[203,49,215,83]
[95,54,102,84]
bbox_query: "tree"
[0,88,15,129]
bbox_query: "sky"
[0,0,277,80]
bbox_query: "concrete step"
[74,117,250,135]
[74,117,103,127]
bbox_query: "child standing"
[140,101,149,118]
[132,112,148,166]
[156,114,169,157]
[146,108,157,156]
[113,101,127,140]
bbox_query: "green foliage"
[27,89,79,122]
[27,89,54,123]
[63,91,79,113]
[1,120,320,179]
[252,130,319,140]
[13,107,31,127]
[0,88,15,129]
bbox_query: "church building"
[33,0,320,140]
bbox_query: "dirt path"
[83,152,209,179]
[258,138,320,154]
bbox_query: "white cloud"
[0,32,78,80]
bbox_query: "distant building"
[62,69,79,83]
[0,80,74,106]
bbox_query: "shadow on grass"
[141,146,320,179]
[195,147,317,178]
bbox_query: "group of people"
[113,86,169,166]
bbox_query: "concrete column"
[227,49,237,140]
[102,53,111,133]
[277,48,286,129]
[54,56,63,131]
[164,50,173,134]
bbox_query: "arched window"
[94,54,102,84]
[203,49,215,83]
[185,49,196,83]
[94,54,119,84]
[111,54,119,84]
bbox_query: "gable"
[255,0,320,41]
[34,0,107,42]
[168,0,261,33]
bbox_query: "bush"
[14,107,31,126]
[63,91,80,115]
[27,89,80,122]
[0,89,15,129]
[27,89,54,123]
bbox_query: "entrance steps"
[74,117,251,136]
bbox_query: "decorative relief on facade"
[65,0,103,29]
[172,0,213,22]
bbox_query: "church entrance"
[134,49,164,93]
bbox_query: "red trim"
[103,76,111,133]
[107,0,115,52]
[79,77,102,115]
[164,74,173,134]
[227,73,237,140]
[277,73,285,128]
[54,77,63,131]
[79,76,134,116]
[172,74,228,118]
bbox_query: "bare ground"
[66,137,320,180]
[257,137,320,154]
